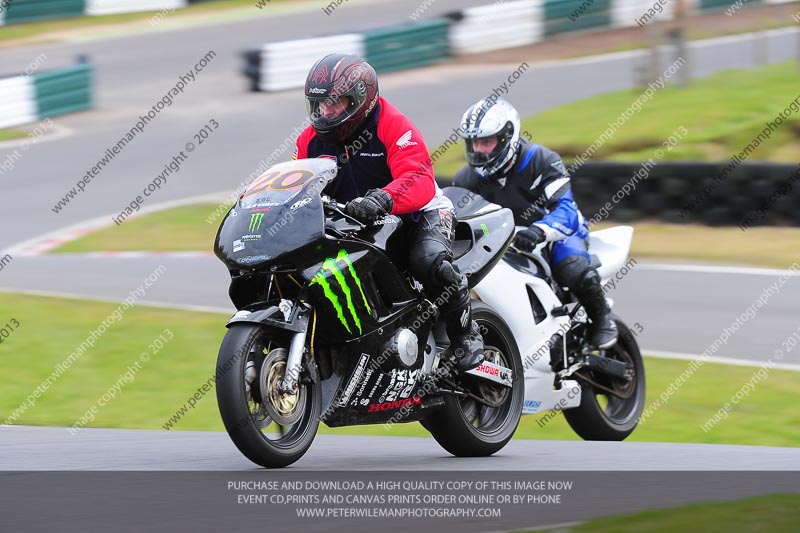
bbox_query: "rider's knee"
[553,254,590,291]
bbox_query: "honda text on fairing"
[213,159,523,468]
[446,187,646,440]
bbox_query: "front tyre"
[216,323,321,468]
[563,316,646,441]
[425,301,523,457]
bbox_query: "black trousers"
[407,209,471,333]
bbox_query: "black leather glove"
[344,189,393,222]
[513,225,546,253]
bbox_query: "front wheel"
[216,323,321,468]
[424,301,524,456]
[563,316,646,441]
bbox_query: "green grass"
[0,0,312,46]
[433,61,800,177]
[529,494,800,533]
[2,293,799,447]
[53,203,800,269]
[593,222,800,269]
[54,203,221,253]
[0,129,27,142]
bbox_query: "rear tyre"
[563,316,646,441]
[425,301,523,456]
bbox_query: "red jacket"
[294,97,437,215]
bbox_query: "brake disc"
[257,348,306,426]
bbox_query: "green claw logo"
[310,249,371,334]
[249,213,264,233]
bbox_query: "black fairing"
[299,238,418,343]
[214,163,491,427]
[214,159,335,270]
[444,186,515,288]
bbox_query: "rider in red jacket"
[293,53,484,372]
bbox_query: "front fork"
[278,303,311,394]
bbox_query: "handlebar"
[321,195,365,228]
[321,195,346,211]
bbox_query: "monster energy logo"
[249,213,264,232]
[309,249,371,334]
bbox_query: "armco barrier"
[3,0,85,24]
[243,34,364,92]
[33,63,92,118]
[0,76,37,130]
[364,19,450,74]
[242,0,796,91]
[544,0,612,36]
[0,0,188,24]
[611,0,680,27]
[446,0,544,55]
[86,0,186,16]
[0,60,92,129]
[698,0,756,9]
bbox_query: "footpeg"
[584,353,631,379]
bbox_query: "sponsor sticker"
[337,354,370,407]
[367,396,421,413]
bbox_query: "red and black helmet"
[304,53,379,144]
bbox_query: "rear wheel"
[563,316,646,441]
[424,301,523,456]
[216,323,321,468]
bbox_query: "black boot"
[448,318,485,372]
[438,263,485,372]
[575,268,618,349]
[555,256,618,350]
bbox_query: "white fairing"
[587,226,634,282]
[475,224,633,415]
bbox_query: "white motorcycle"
[446,186,646,440]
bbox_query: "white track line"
[48,251,215,258]
[3,191,231,256]
[0,123,74,151]
[636,264,800,277]
[645,350,800,372]
[0,287,232,315]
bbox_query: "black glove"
[344,189,393,222]
[513,225,546,253]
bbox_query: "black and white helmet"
[459,98,521,178]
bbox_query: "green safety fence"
[33,62,92,118]
[3,0,85,25]
[698,0,760,9]
[364,18,450,74]
[544,0,612,37]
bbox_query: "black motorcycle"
[213,159,523,468]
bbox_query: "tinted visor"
[306,85,362,132]
[465,137,505,169]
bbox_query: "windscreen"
[214,159,337,269]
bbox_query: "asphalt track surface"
[3,425,800,470]
[2,427,798,532]
[2,255,799,364]
[1,6,799,524]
